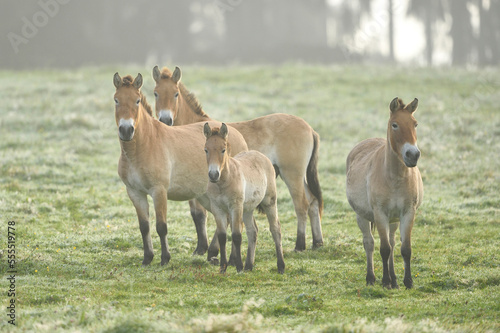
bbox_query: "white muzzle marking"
[208,164,221,183]
[158,109,174,126]
[401,142,421,167]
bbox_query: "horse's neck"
[384,133,407,178]
[120,107,154,162]
[177,96,211,125]
[218,157,238,188]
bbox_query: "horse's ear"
[220,123,228,139]
[406,98,418,113]
[113,72,122,89]
[152,65,161,83]
[133,73,143,89]
[172,66,182,84]
[203,122,212,139]
[390,97,403,113]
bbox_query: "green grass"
[1,64,499,332]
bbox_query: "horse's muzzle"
[403,145,420,168]
[208,170,220,183]
[118,124,135,141]
[158,110,174,126]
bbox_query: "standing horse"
[113,72,247,266]
[346,97,423,289]
[204,123,285,274]
[152,65,323,255]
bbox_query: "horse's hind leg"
[281,170,309,251]
[305,183,323,248]
[357,214,375,285]
[263,202,285,274]
[243,211,258,271]
[189,200,208,256]
[389,222,400,289]
[212,208,229,273]
[127,188,153,266]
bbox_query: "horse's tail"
[306,131,323,218]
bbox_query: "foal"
[346,97,423,289]
[204,123,285,274]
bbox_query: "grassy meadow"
[0,64,499,332]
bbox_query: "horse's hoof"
[192,247,207,256]
[207,249,219,261]
[404,278,413,289]
[142,255,154,266]
[209,257,219,266]
[244,264,253,272]
[219,264,227,274]
[312,241,323,249]
[160,255,171,266]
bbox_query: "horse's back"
[234,150,276,206]
[346,138,386,221]
[230,113,314,167]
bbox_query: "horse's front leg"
[374,211,392,289]
[400,210,416,289]
[152,187,171,266]
[189,200,208,255]
[230,207,245,272]
[389,222,400,289]
[356,214,375,285]
[127,188,153,266]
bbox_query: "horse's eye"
[154,91,158,99]
[174,92,179,98]
[221,149,226,154]
[415,123,418,128]
[114,98,119,105]
[391,123,398,130]
[136,98,141,105]
[204,148,208,154]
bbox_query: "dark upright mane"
[160,68,209,119]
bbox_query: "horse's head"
[203,123,229,183]
[388,97,420,167]
[152,65,182,126]
[113,72,143,141]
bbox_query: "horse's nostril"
[160,116,173,126]
[209,170,220,182]
[119,125,134,140]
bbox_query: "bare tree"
[407,0,445,66]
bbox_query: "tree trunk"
[388,0,395,61]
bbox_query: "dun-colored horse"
[346,97,423,289]
[113,72,247,266]
[204,123,285,274]
[152,66,323,254]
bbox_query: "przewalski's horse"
[204,123,285,274]
[346,97,423,289]
[152,65,323,254]
[113,72,248,266]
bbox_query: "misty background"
[1,0,499,69]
